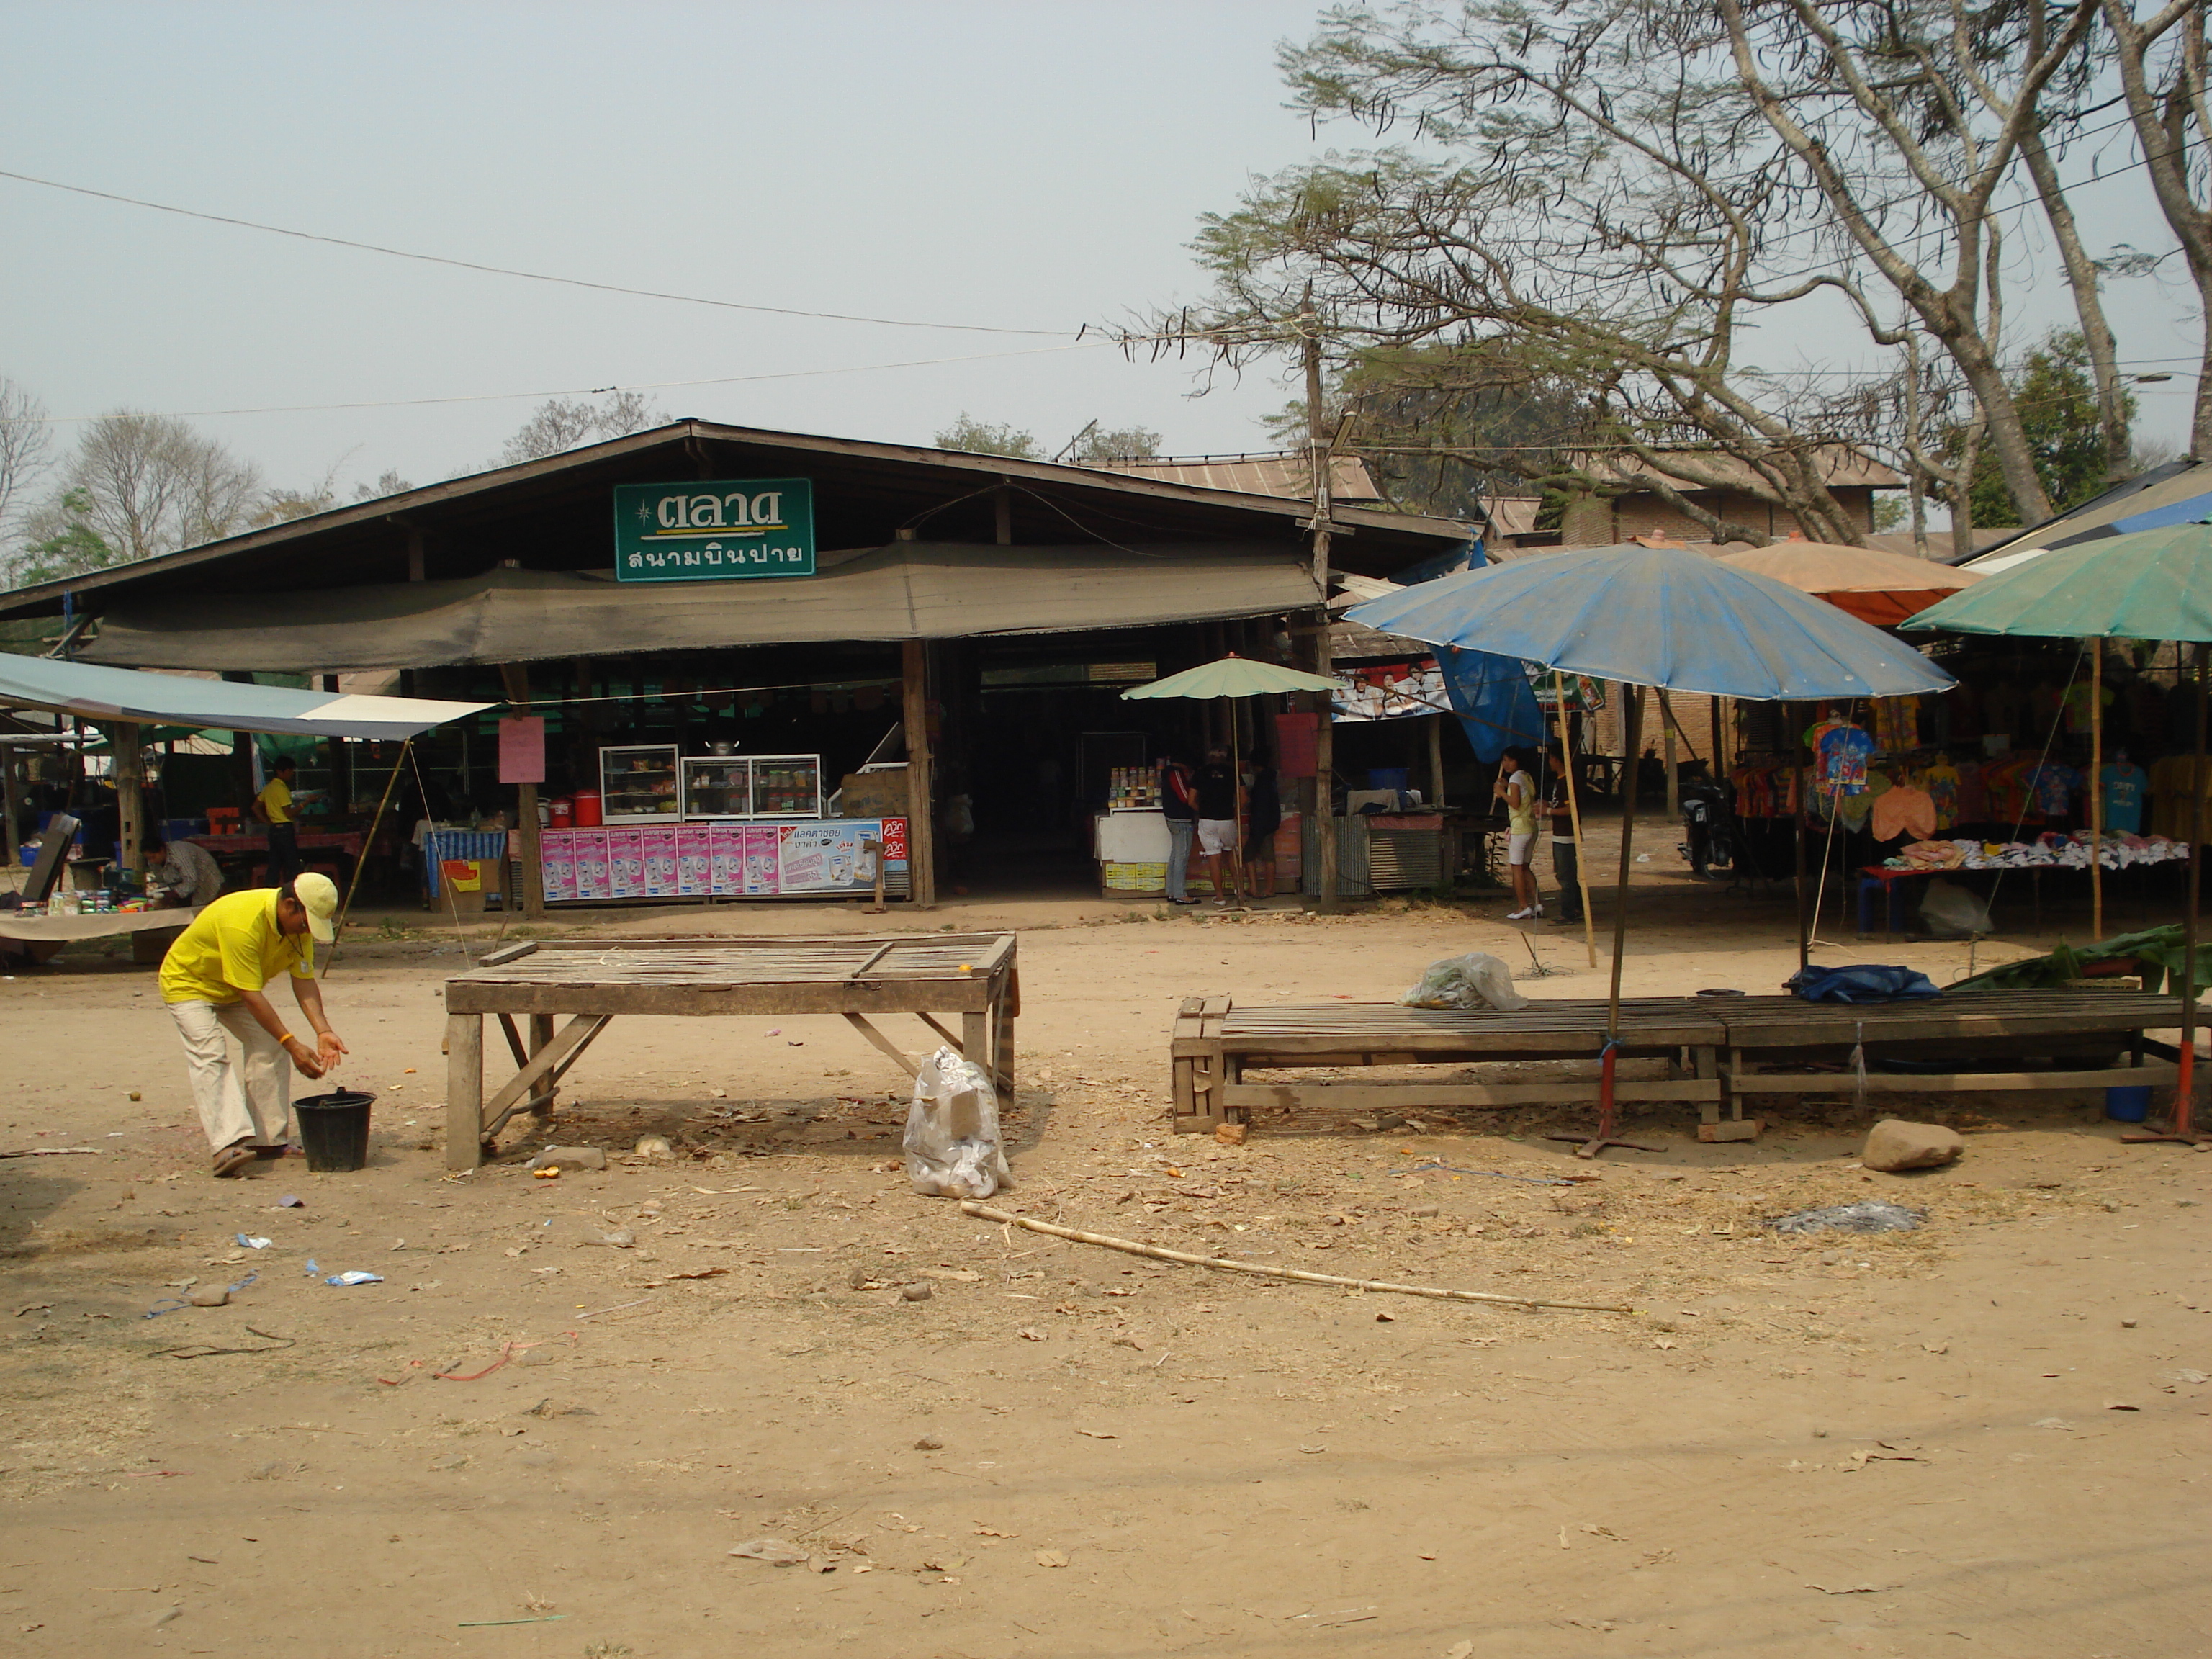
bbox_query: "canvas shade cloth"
[0,653,490,739]
[1344,543,1954,701]
[1903,520,2212,1146]
[78,543,1326,674]
[1716,541,1982,629]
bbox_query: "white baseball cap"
[292,871,339,943]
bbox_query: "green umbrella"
[1120,655,1341,700]
[1900,520,2212,639]
[1903,521,2212,1146]
[1123,655,1340,906]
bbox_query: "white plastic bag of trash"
[903,1043,1012,1199]
[1918,877,1992,938]
[1399,952,1530,1012]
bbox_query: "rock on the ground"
[526,1146,606,1171]
[186,1285,230,1307]
[1861,1118,1966,1172]
[634,1134,673,1161]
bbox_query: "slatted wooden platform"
[442,934,1018,1169]
[1169,989,2185,1136]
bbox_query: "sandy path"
[1,892,2206,1658]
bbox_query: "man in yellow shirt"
[252,755,303,884]
[159,873,348,1177]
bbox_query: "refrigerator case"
[599,744,680,823]
[746,754,823,819]
[680,756,752,820]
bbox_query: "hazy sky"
[0,1,2201,503]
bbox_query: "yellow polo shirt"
[158,889,315,1005]
[257,776,295,825]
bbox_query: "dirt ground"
[2,842,2207,1658]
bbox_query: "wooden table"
[1169,988,2185,1136]
[441,933,1018,1169]
[0,905,199,966]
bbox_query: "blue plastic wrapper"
[325,1270,383,1287]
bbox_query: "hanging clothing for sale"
[1808,718,1876,797]
[2099,760,2149,834]
[1871,698,1920,752]
[1921,758,1962,830]
[1871,782,1937,843]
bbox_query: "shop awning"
[73,541,1326,673]
[0,654,492,739]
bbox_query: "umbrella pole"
[2090,642,2105,942]
[2127,640,2205,1146]
[1794,701,1813,970]
[1550,673,1598,969]
[1551,684,1660,1159]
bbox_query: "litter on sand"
[234,1235,272,1249]
[325,1271,384,1287]
[1407,1160,1580,1187]
[1768,1200,1925,1235]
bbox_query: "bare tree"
[494,392,667,467]
[0,376,52,539]
[19,411,261,570]
[2102,0,2212,457]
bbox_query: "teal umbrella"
[1904,521,2212,1146]
[1121,655,1341,700]
[1123,655,1339,907]
[1899,521,2212,639]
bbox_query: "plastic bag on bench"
[904,1043,1012,1199]
[1398,952,1530,1012]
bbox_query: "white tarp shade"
[0,653,490,739]
[76,542,1327,673]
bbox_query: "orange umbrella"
[1717,541,1982,627]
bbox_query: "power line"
[0,166,1073,339]
[28,341,1112,423]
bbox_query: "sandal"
[211,1143,256,1179]
[248,1143,298,1159]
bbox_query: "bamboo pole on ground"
[958,1202,1634,1313]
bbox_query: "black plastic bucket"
[294,1089,374,1173]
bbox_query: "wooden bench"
[1169,989,2186,1136]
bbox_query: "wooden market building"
[0,420,1473,912]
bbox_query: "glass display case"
[679,756,752,820]
[746,754,822,819]
[598,743,680,823]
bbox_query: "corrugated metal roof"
[1085,451,1382,501]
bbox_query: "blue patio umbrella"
[1346,544,1956,1155]
[1344,543,1955,701]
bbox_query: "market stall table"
[1171,987,2183,1135]
[0,904,202,966]
[440,932,1018,1169]
[188,827,373,889]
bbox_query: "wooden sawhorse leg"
[445,1012,483,1172]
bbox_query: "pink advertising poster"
[570,829,609,900]
[675,827,711,896]
[540,829,578,902]
[707,825,742,895]
[740,826,781,895]
[640,827,678,897]
[497,716,547,783]
[606,827,645,899]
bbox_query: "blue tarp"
[1345,543,1956,701]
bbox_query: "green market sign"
[613,478,815,581]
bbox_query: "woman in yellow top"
[1496,747,1542,920]
[158,873,348,1177]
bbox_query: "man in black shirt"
[1157,753,1200,906]
[1193,745,1242,906]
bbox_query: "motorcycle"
[1677,775,1740,880]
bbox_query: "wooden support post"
[529,1012,557,1116]
[114,720,145,882]
[445,1011,484,1170]
[1660,691,1679,824]
[994,485,1012,547]
[0,742,19,875]
[1303,289,1341,912]
[322,675,354,824]
[902,639,938,908]
[962,1010,989,1067]
[498,662,544,920]
[1427,711,1447,808]
[2090,640,2105,942]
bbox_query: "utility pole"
[1303,286,1339,912]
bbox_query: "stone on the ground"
[526,1146,605,1171]
[1861,1118,1966,1172]
[634,1134,673,1161]
[1213,1121,1247,1146]
[186,1285,229,1307]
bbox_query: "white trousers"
[168,1000,293,1153]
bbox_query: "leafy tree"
[1069,424,1163,462]
[933,413,1041,459]
[494,391,665,467]
[12,487,118,586]
[1961,331,2136,526]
